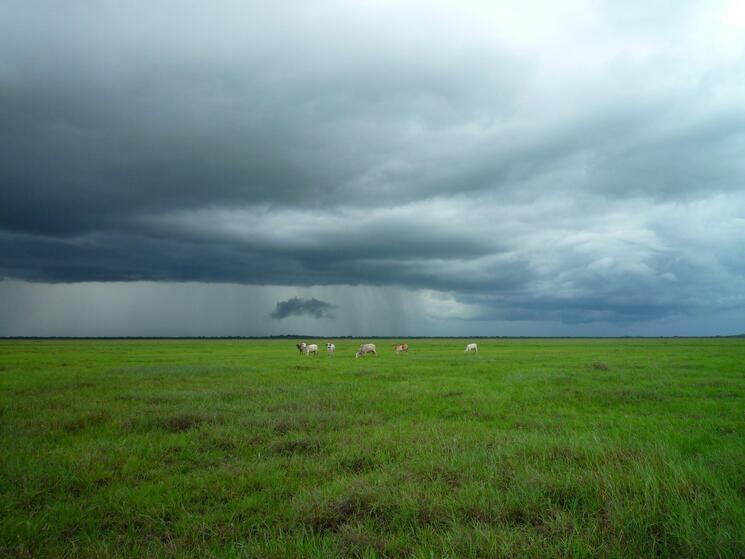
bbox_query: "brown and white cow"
[393,343,409,354]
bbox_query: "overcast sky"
[1,0,744,336]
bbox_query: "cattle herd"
[295,341,478,357]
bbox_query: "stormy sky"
[1,0,745,336]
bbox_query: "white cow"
[464,343,478,353]
[304,343,319,356]
[326,342,336,355]
[355,343,377,358]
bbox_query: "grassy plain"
[1,338,744,558]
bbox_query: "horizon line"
[2,335,744,340]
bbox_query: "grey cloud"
[271,297,336,320]
[1,1,744,332]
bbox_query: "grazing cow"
[355,343,377,358]
[304,343,319,356]
[296,342,307,354]
[393,343,409,354]
[464,343,478,353]
[326,342,336,355]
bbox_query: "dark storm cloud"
[271,297,336,320]
[1,0,745,329]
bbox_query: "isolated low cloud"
[271,297,336,320]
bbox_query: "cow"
[296,342,307,354]
[393,343,409,354]
[304,343,319,356]
[326,342,336,355]
[464,343,478,353]
[355,343,377,358]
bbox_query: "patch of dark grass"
[265,400,303,413]
[414,501,451,529]
[270,437,323,456]
[471,410,495,421]
[29,409,112,435]
[339,454,379,474]
[714,424,738,435]
[14,380,95,397]
[462,504,500,526]
[335,523,392,558]
[494,461,518,490]
[710,391,740,399]
[146,395,179,405]
[271,416,300,435]
[269,399,338,414]
[461,501,548,530]
[62,416,92,434]
[674,477,710,504]
[217,391,243,402]
[599,388,665,404]
[591,361,610,371]
[542,481,586,510]
[123,413,218,433]
[305,487,386,533]
[197,432,237,453]
[355,413,384,427]
[307,399,338,412]
[44,398,72,410]
[502,503,545,528]
[268,412,344,435]
[442,408,471,420]
[158,414,207,433]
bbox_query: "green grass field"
[1,339,744,558]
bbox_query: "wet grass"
[1,338,744,557]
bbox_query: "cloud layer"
[1,1,744,333]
